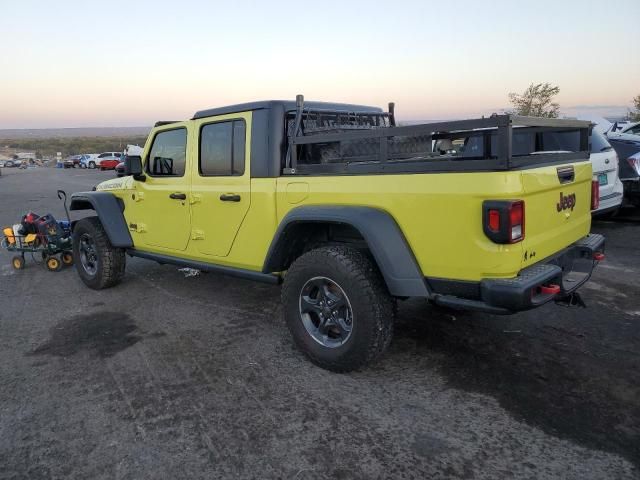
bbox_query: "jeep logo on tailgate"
[557,192,576,212]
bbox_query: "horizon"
[1,0,638,129]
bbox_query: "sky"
[1,0,638,129]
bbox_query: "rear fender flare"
[263,206,429,297]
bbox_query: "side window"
[98,153,107,158]
[199,120,246,176]
[146,128,187,177]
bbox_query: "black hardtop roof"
[192,100,384,120]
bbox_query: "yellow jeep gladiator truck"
[70,95,605,372]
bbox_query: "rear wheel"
[282,245,395,372]
[88,161,96,169]
[73,217,125,289]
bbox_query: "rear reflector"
[488,210,500,231]
[593,252,605,261]
[482,200,525,244]
[591,180,600,210]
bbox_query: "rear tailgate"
[520,161,592,269]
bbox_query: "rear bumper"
[430,233,605,314]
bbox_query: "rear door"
[190,112,251,257]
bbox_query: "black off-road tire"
[282,245,395,372]
[73,217,125,289]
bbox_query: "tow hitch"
[555,291,586,308]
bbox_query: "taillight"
[482,200,525,244]
[591,180,599,211]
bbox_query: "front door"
[136,126,191,251]
[190,112,251,257]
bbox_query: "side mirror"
[124,155,145,180]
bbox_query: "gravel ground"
[0,167,639,479]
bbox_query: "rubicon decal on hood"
[557,192,576,212]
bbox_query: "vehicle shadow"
[392,299,640,468]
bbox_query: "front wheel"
[282,245,395,372]
[72,217,125,289]
[88,161,96,169]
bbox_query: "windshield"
[591,130,612,153]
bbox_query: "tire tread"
[73,217,125,289]
[282,245,395,372]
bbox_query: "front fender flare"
[263,206,429,297]
[70,192,133,248]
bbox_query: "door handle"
[220,193,241,202]
[169,193,186,200]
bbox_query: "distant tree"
[508,82,560,118]
[10,154,18,160]
[630,95,640,122]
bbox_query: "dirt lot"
[1,168,639,479]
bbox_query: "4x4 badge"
[557,192,576,212]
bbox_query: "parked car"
[94,152,122,170]
[63,155,83,168]
[590,130,623,215]
[607,122,640,207]
[607,121,640,142]
[69,96,605,372]
[619,151,640,207]
[115,161,125,177]
[99,158,121,170]
[0,161,5,168]
[607,120,634,132]
[78,154,98,168]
